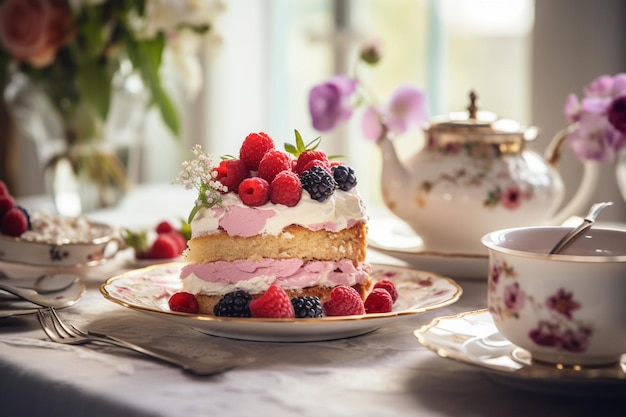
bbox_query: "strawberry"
[168,292,200,314]
[0,195,15,218]
[214,158,249,192]
[238,177,270,206]
[257,150,293,183]
[239,132,275,171]
[364,288,393,313]
[373,279,398,302]
[144,234,179,259]
[249,285,295,318]
[295,150,329,174]
[165,231,187,254]
[156,221,174,234]
[270,170,302,207]
[1,206,28,237]
[323,286,365,316]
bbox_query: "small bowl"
[0,221,122,267]
[481,226,626,367]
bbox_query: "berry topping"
[300,159,331,174]
[0,195,15,218]
[291,296,323,318]
[144,234,179,259]
[364,288,393,314]
[239,132,275,171]
[270,170,302,207]
[1,206,29,237]
[332,165,358,191]
[249,285,295,318]
[323,286,365,316]
[168,292,200,314]
[156,221,174,234]
[373,279,398,302]
[214,158,249,192]
[294,150,329,174]
[214,290,252,317]
[257,150,293,182]
[300,166,337,202]
[238,177,270,206]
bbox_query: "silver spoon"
[0,274,79,299]
[549,201,614,254]
[0,281,85,309]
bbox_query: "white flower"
[142,0,224,37]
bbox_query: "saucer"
[414,310,626,397]
[368,216,488,279]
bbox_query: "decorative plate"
[415,310,626,397]
[100,262,462,342]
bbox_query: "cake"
[171,131,378,318]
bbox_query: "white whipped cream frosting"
[190,188,368,238]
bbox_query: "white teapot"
[377,92,598,255]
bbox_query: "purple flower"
[361,85,428,141]
[564,73,626,162]
[608,96,626,134]
[503,282,526,311]
[559,328,591,353]
[545,288,581,319]
[308,75,357,132]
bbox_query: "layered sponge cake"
[172,131,372,317]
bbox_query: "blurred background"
[6,0,626,222]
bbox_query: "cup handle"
[544,124,601,225]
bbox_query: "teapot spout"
[377,136,412,216]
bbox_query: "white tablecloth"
[1,184,623,416]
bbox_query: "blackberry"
[213,290,252,317]
[291,296,323,318]
[300,166,337,202]
[331,165,357,191]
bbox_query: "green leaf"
[284,143,299,156]
[188,205,203,224]
[75,58,111,120]
[294,129,306,153]
[305,136,322,150]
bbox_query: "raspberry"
[239,132,275,171]
[364,288,393,314]
[156,221,174,234]
[144,234,179,259]
[238,177,270,206]
[291,296,323,318]
[300,166,337,202]
[323,286,365,316]
[300,159,331,173]
[214,159,249,192]
[332,165,358,191]
[295,150,329,174]
[249,285,295,318]
[168,292,199,314]
[214,290,252,317]
[1,206,28,237]
[0,181,8,196]
[270,170,302,207]
[373,279,398,302]
[0,195,15,218]
[257,150,293,182]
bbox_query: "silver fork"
[36,308,250,376]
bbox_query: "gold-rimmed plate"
[100,262,462,342]
[415,310,626,397]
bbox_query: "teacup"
[481,226,626,366]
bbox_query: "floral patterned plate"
[415,310,626,397]
[100,262,462,342]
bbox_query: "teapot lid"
[426,91,538,147]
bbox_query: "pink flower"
[545,288,580,319]
[308,75,358,132]
[0,0,75,68]
[501,186,522,210]
[503,282,526,311]
[564,73,626,162]
[361,85,428,141]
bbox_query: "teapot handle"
[544,124,601,225]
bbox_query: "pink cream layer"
[180,258,370,290]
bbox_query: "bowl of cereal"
[0,212,123,267]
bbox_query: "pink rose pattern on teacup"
[0,0,75,68]
[488,256,593,354]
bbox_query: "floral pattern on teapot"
[488,255,593,353]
